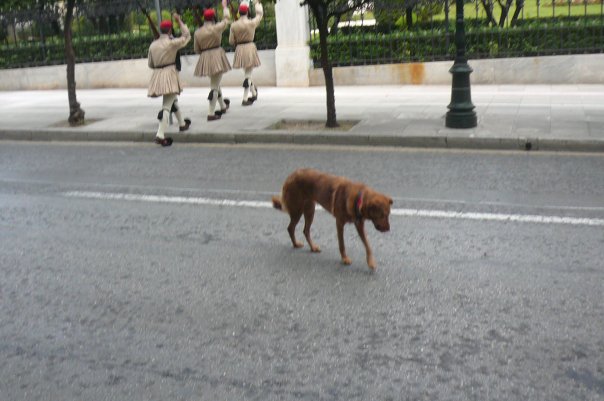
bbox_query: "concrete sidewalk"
[1,85,603,151]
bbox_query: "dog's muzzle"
[374,221,390,232]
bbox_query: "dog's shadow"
[272,245,377,277]
[268,214,382,276]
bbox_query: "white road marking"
[390,209,604,227]
[63,191,272,209]
[63,191,604,227]
[5,176,601,211]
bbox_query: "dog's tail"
[271,195,283,210]
[271,195,288,212]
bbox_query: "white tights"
[243,67,257,101]
[208,73,226,115]
[157,94,185,139]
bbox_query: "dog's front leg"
[354,220,376,270]
[337,219,351,265]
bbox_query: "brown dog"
[272,168,392,270]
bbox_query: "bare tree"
[509,0,525,27]
[300,0,372,128]
[65,0,85,125]
[3,0,85,124]
[373,0,421,29]
[480,0,524,27]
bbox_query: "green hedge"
[467,19,604,58]
[2,17,602,69]
[311,30,454,67]
[0,21,277,69]
[0,32,149,68]
[310,18,604,67]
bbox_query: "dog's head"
[364,192,393,232]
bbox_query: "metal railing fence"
[0,0,276,69]
[2,0,602,70]
[308,0,604,67]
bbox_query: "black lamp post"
[446,0,477,128]
[155,0,161,22]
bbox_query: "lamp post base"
[445,110,477,129]
[446,0,477,129]
[446,61,477,129]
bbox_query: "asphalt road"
[1,142,603,401]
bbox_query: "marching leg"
[242,67,253,106]
[215,73,229,114]
[249,69,258,102]
[207,74,220,121]
[207,89,219,121]
[155,94,175,147]
[172,98,191,131]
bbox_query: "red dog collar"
[354,191,363,222]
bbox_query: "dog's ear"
[389,197,393,205]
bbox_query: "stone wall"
[0,50,276,91]
[0,49,604,91]
[1,52,602,91]
[309,54,604,86]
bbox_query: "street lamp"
[446,0,477,128]
[155,0,161,23]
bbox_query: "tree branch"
[328,0,372,19]
[479,0,498,26]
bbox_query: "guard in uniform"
[194,0,232,121]
[147,14,191,147]
[229,0,263,106]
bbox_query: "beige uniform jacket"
[193,15,231,77]
[229,2,263,69]
[147,24,191,97]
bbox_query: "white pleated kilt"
[194,48,232,77]
[147,65,183,98]
[232,42,261,69]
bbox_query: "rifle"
[137,0,181,71]
[171,6,184,72]
[134,0,159,39]
[192,5,203,27]
[247,1,256,19]
[228,0,238,21]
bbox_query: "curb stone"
[1,128,604,152]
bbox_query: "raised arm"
[172,13,191,49]
[250,0,263,26]
[216,3,232,31]
[221,0,231,24]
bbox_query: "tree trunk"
[318,20,338,128]
[510,0,525,26]
[405,7,413,28]
[65,0,85,126]
[330,14,341,36]
[479,0,498,26]
[498,0,514,27]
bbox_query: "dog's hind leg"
[288,210,304,249]
[303,202,321,253]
